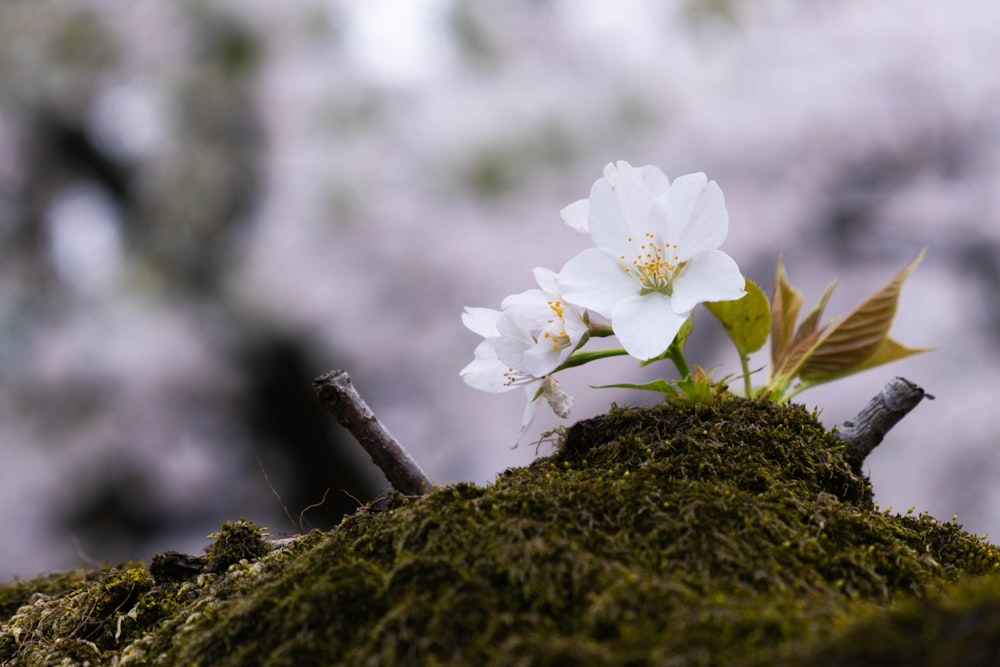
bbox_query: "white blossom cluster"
[461,162,745,443]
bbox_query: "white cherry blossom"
[460,268,587,444]
[557,162,746,361]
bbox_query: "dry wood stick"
[835,376,933,471]
[313,370,432,496]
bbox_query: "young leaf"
[799,337,933,388]
[705,279,770,356]
[672,365,731,403]
[770,256,804,368]
[772,326,824,382]
[798,248,927,382]
[785,279,837,356]
[767,279,838,384]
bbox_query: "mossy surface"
[3,397,1000,666]
[761,573,1000,666]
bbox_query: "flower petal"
[462,307,502,337]
[532,266,559,293]
[557,248,636,318]
[611,292,689,361]
[670,250,746,313]
[587,162,657,255]
[510,381,544,448]
[501,288,586,344]
[521,345,568,377]
[586,179,630,255]
[559,199,590,233]
[495,309,534,344]
[492,334,528,373]
[653,174,728,259]
[500,290,557,335]
[460,339,518,393]
[638,164,671,195]
[664,170,706,215]
[495,332,562,378]
[677,179,729,259]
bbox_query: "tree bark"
[835,376,932,472]
[313,370,432,496]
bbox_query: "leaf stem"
[740,356,752,397]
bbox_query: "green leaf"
[593,379,679,396]
[705,279,770,356]
[770,256,804,368]
[798,248,926,382]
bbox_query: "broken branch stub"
[313,370,432,496]
[835,376,932,472]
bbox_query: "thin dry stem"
[313,370,433,496]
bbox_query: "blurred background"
[2,0,999,580]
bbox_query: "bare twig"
[835,376,933,471]
[257,456,299,531]
[313,369,433,496]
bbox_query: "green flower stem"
[586,325,615,338]
[666,345,692,379]
[559,347,629,371]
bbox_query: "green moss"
[3,398,1000,665]
[764,573,1000,666]
[0,568,94,621]
[204,519,272,572]
[0,565,156,663]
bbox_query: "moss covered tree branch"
[835,376,933,472]
[313,370,432,496]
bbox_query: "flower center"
[620,232,683,294]
[536,299,572,351]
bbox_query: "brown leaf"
[770,256,803,368]
[798,249,927,382]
